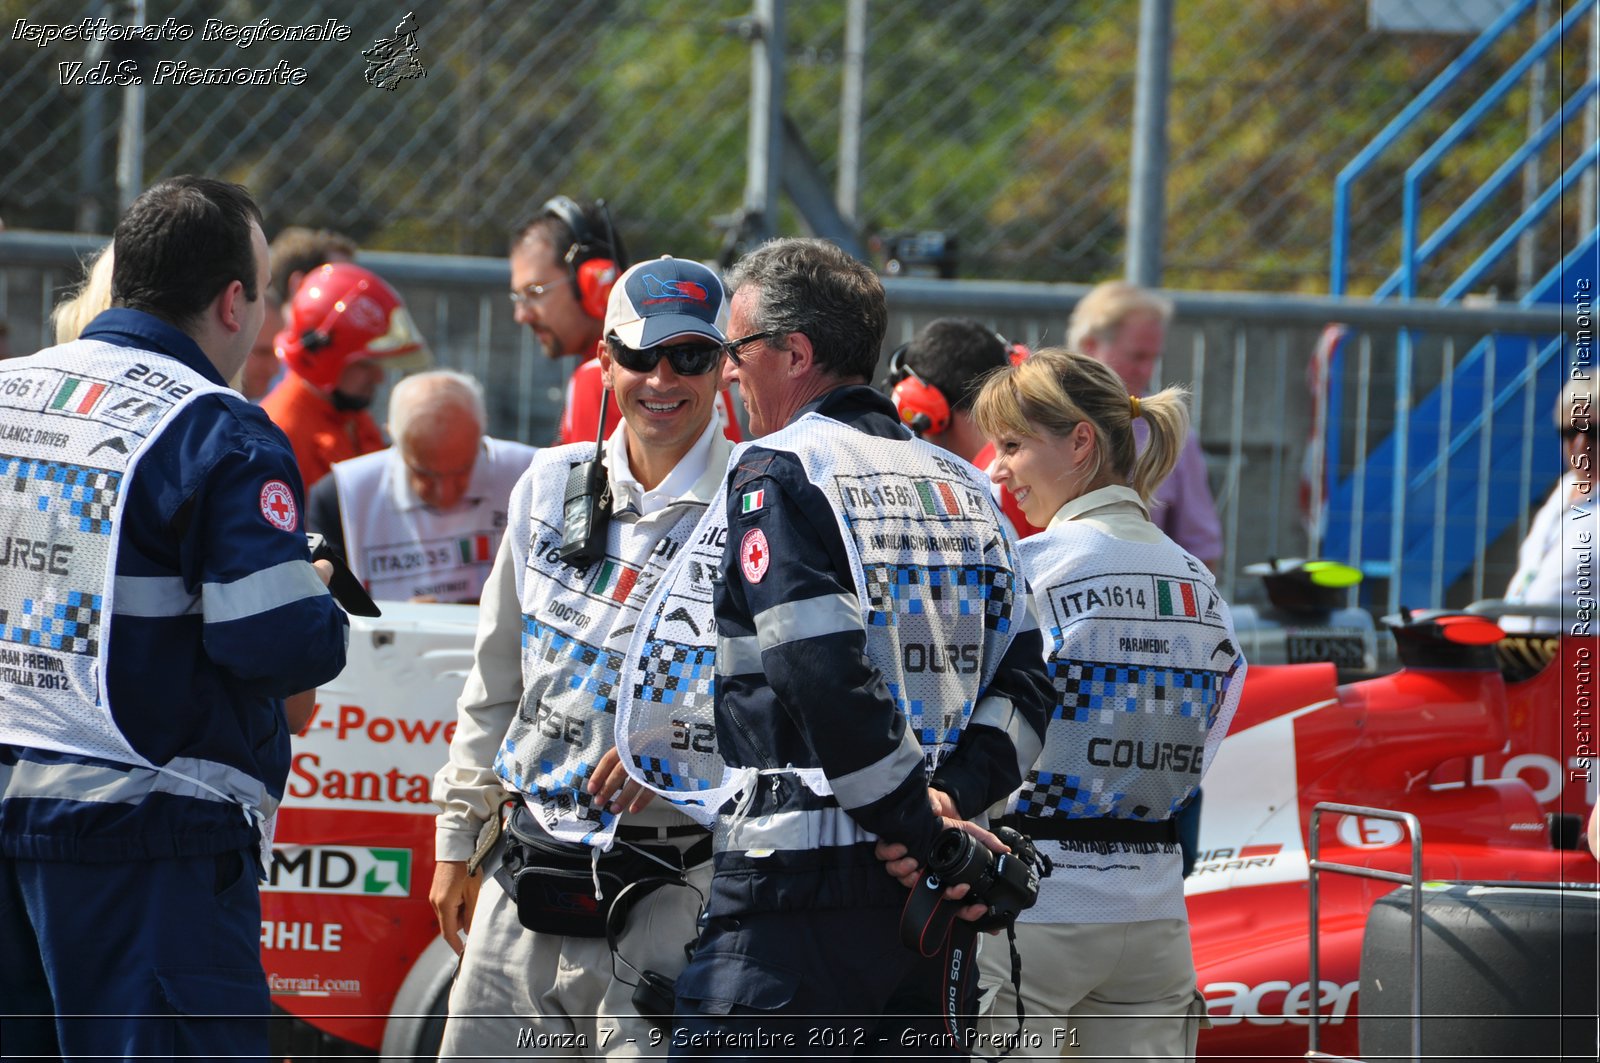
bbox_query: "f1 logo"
[102,396,162,424]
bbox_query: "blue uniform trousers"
[671,907,971,1060]
[0,848,268,1062]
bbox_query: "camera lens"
[926,827,986,887]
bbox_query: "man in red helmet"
[261,262,432,488]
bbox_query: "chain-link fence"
[1,0,1594,294]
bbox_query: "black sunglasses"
[606,335,724,376]
[721,330,780,366]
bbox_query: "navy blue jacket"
[708,385,1051,915]
[0,310,349,862]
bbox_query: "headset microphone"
[996,330,1031,366]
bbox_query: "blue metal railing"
[1329,0,1537,297]
[1398,0,1597,300]
[1441,141,1600,301]
[1323,0,1596,611]
[1373,80,1600,300]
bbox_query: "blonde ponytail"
[971,347,1192,505]
[1127,385,1190,503]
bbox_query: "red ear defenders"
[887,330,1030,437]
[887,344,951,437]
[540,194,622,321]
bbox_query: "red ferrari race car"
[263,595,1597,1060]
[1188,607,1595,1061]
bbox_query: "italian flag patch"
[458,535,492,564]
[741,489,765,514]
[915,480,962,518]
[1156,578,1198,618]
[51,376,108,415]
[591,560,640,602]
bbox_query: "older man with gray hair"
[307,369,536,603]
[1069,280,1222,569]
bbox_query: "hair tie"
[1129,394,1142,418]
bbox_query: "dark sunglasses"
[721,330,779,366]
[606,335,724,376]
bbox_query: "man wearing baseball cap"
[432,257,738,1058]
[597,254,745,447]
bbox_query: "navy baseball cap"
[604,256,728,349]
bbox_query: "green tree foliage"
[0,0,1591,295]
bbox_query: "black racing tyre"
[379,935,457,1063]
[1358,882,1599,1061]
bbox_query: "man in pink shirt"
[1070,281,1223,569]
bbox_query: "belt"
[999,814,1178,845]
[615,822,708,842]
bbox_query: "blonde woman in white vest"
[969,349,1247,1062]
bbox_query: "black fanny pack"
[496,803,709,937]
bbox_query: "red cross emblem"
[259,480,299,531]
[740,528,770,583]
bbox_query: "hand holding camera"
[923,824,1040,930]
[897,820,1041,957]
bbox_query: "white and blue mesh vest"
[618,412,1026,822]
[496,444,704,849]
[332,439,534,603]
[0,343,268,813]
[1008,521,1241,825]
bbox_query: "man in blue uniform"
[668,238,1052,1053]
[0,176,350,1060]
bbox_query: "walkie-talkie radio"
[556,391,612,567]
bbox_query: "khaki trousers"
[977,918,1207,1063]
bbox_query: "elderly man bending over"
[307,369,536,603]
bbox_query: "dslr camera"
[924,825,1040,928]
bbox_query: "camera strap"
[900,875,1029,1059]
[901,872,965,957]
[938,919,980,1048]
[977,924,1027,1063]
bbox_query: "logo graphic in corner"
[363,11,426,91]
[740,528,770,583]
[259,480,299,531]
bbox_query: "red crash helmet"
[276,263,431,391]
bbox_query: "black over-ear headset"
[886,328,1030,437]
[539,195,628,320]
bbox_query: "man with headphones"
[510,196,742,446]
[885,318,1040,536]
